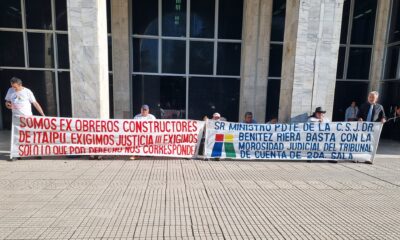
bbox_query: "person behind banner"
[345,101,359,121]
[5,77,45,117]
[357,91,386,123]
[134,104,156,120]
[384,104,400,141]
[394,105,400,141]
[212,112,226,121]
[130,104,156,160]
[308,107,330,123]
[212,112,221,120]
[394,105,400,123]
[243,112,257,124]
[267,116,278,124]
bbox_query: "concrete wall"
[370,0,391,92]
[67,0,109,118]
[239,0,273,123]
[279,0,344,123]
[111,0,132,119]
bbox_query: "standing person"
[393,105,400,141]
[345,101,359,121]
[5,77,45,161]
[130,104,156,160]
[243,112,257,124]
[384,104,400,141]
[212,112,227,121]
[267,116,278,124]
[393,104,400,122]
[308,107,330,123]
[357,91,386,123]
[5,77,45,117]
[134,104,156,120]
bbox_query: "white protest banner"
[11,115,205,158]
[204,120,383,162]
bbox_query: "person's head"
[396,105,400,115]
[244,112,254,123]
[203,115,209,121]
[368,91,379,104]
[351,101,356,107]
[140,104,150,116]
[269,116,278,124]
[10,77,23,91]
[314,107,326,119]
[212,112,221,120]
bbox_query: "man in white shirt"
[134,104,156,120]
[5,77,45,117]
[131,104,156,160]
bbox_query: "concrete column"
[239,0,273,123]
[278,0,300,123]
[279,0,344,123]
[369,0,391,92]
[67,0,109,118]
[111,0,131,119]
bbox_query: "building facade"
[1,0,399,130]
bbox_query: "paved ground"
[1,130,400,239]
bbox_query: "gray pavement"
[0,130,400,239]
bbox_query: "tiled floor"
[0,131,400,239]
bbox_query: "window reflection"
[162,40,186,74]
[189,41,213,75]
[333,81,368,121]
[388,0,400,43]
[57,34,69,69]
[189,77,240,121]
[268,44,283,77]
[28,33,54,68]
[347,48,371,79]
[271,0,286,42]
[132,75,186,119]
[132,0,158,35]
[162,0,187,37]
[217,42,241,75]
[25,0,52,30]
[0,0,22,28]
[133,38,158,73]
[106,0,111,34]
[58,72,72,117]
[350,0,377,45]
[380,81,400,113]
[340,0,350,44]
[384,46,400,80]
[55,0,68,30]
[0,0,70,129]
[108,36,112,71]
[336,47,346,79]
[131,0,243,120]
[190,0,215,38]
[265,80,281,122]
[0,31,25,67]
[218,0,243,39]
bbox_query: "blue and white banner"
[205,121,383,162]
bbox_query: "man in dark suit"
[357,91,386,123]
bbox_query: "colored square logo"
[224,134,234,142]
[215,134,224,142]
